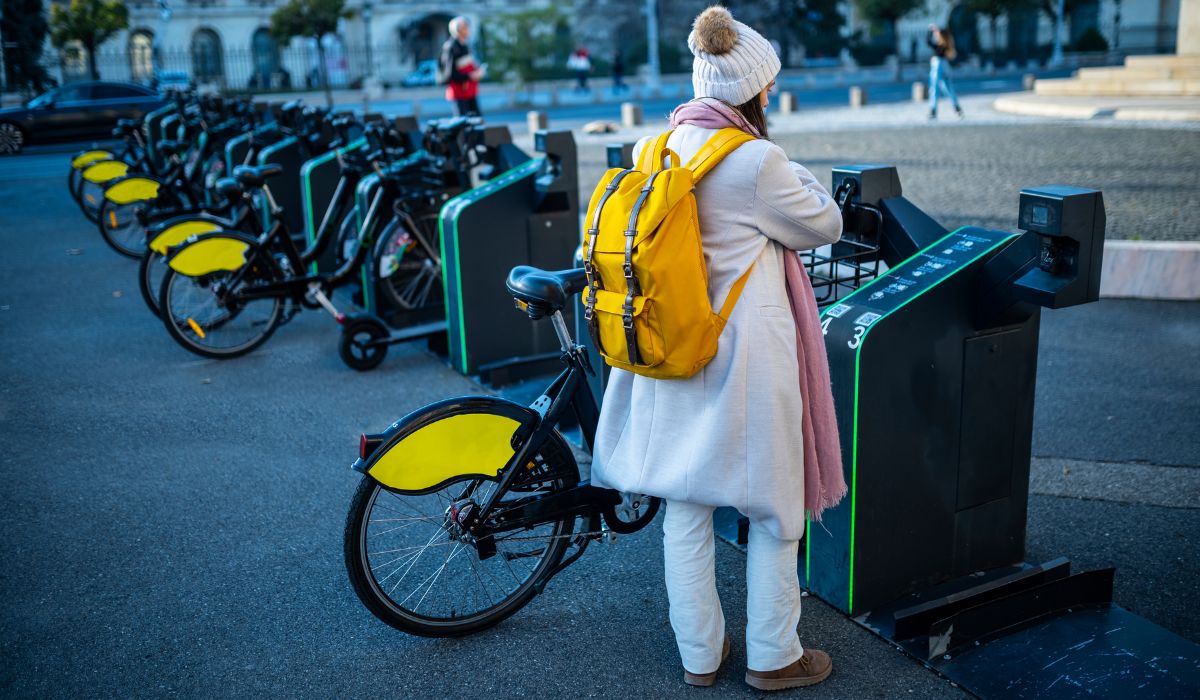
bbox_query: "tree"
[48,0,128,81]
[482,7,569,90]
[966,0,1035,68]
[2,0,53,93]
[853,0,925,80]
[730,0,845,65]
[271,0,351,107]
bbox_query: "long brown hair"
[935,26,958,61]
[733,95,768,138]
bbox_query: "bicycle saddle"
[214,176,243,201]
[506,266,588,315]
[232,163,283,188]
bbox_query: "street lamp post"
[156,0,171,79]
[1049,0,1065,67]
[645,0,660,95]
[362,2,374,78]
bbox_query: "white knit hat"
[687,6,781,106]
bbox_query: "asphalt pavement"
[1,121,1196,697]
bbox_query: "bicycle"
[343,264,660,636]
[137,113,364,318]
[154,139,420,358]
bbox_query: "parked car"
[401,60,439,88]
[0,81,167,155]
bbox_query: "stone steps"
[1075,66,1200,81]
[1125,54,1200,69]
[1036,77,1200,96]
[1034,53,1200,97]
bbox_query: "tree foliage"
[965,0,1035,65]
[270,0,351,105]
[852,0,924,79]
[853,0,925,23]
[2,0,53,92]
[48,0,129,80]
[730,0,846,63]
[482,7,570,88]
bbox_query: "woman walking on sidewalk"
[927,24,964,119]
[592,5,846,692]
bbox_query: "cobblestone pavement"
[563,97,1200,242]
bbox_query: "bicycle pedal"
[601,528,618,544]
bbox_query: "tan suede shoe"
[683,636,732,687]
[745,649,833,690]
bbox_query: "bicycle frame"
[353,309,620,541]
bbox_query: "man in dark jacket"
[438,16,484,117]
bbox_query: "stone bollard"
[778,91,798,114]
[849,86,868,108]
[911,81,928,102]
[527,110,548,135]
[1023,73,1037,91]
[621,102,643,128]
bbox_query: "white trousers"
[662,500,804,673]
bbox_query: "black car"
[0,81,168,155]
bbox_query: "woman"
[591,6,844,691]
[927,24,964,119]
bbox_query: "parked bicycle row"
[64,90,562,370]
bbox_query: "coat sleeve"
[752,144,843,251]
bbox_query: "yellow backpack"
[581,127,756,379]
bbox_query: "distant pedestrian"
[611,49,626,93]
[927,24,963,120]
[568,47,591,93]
[438,16,484,117]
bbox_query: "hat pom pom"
[693,6,738,55]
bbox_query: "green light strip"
[819,227,1018,614]
[300,138,367,275]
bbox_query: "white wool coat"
[590,124,843,541]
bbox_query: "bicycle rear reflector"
[360,433,384,460]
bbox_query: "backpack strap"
[637,130,674,174]
[685,127,756,182]
[583,168,635,356]
[715,264,755,331]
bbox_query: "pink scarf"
[670,98,847,522]
[783,252,847,522]
[669,97,763,138]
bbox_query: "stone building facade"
[45,0,1183,89]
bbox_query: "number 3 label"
[847,326,866,349]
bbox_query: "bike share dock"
[704,166,1198,698]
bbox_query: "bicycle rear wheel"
[159,266,283,358]
[373,216,443,311]
[98,199,149,259]
[78,180,105,223]
[139,250,167,317]
[344,429,579,637]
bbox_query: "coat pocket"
[758,304,791,318]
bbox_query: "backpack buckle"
[623,263,633,278]
[622,312,634,330]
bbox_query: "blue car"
[0,80,167,155]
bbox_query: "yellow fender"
[105,177,161,205]
[167,236,252,276]
[82,160,130,184]
[71,150,113,169]
[149,220,222,255]
[366,401,533,493]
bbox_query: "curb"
[1101,240,1200,300]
